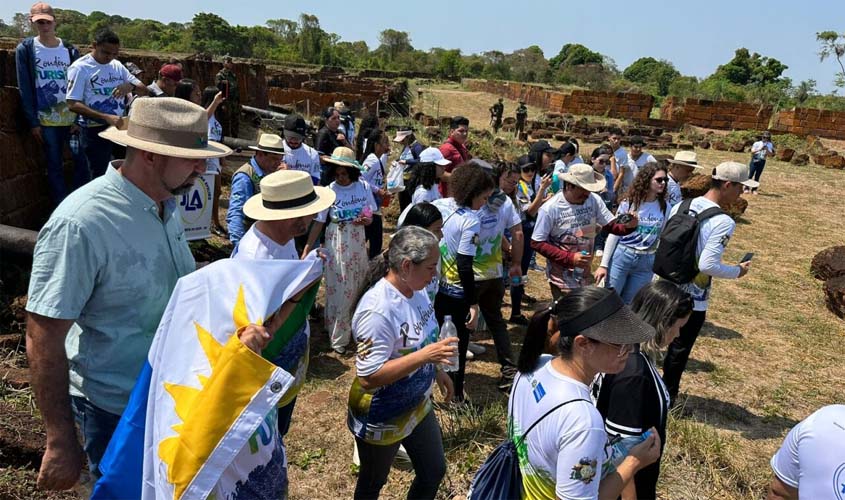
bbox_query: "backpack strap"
[695,206,724,223]
[511,373,590,447]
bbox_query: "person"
[432,163,495,403]
[349,226,456,500]
[215,55,240,138]
[590,145,617,257]
[661,162,756,403]
[316,106,348,184]
[303,147,377,354]
[361,128,392,259]
[226,133,285,246]
[595,281,692,500]
[767,404,845,500]
[748,131,775,195]
[568,137,585,164]
[282,114,321,186]
[25,97,231,489]
[530,140,559,179]
[628,136,656,170]
[15,2,89,205]
[511,286,661,499]
[408,147,449,205]
[147,63,182,97]
[355,114,380,162]
[66,28,148,177]
[495,162,531,326]
[396,202,444,303]
[438,115,471,197]
[514,100,528,138]
[531,164,639,300]
[551,141,579,185]
[489,97,504,133]
[665,151,702,207]
[596,163,671,303]
[516,154,552,276]
[231,169,335,442]
[335,101,356,149]
[607,127,632,199]
[394,128,426,211]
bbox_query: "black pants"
[434,292,470,401]
[476,279,516,373]
[398,187,412,212]
[365,214,384,260]
[354,410,446,500]
[662,309,707,400]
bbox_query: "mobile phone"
[616,214,633,225]
[740,252,754,263]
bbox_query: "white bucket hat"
[559,163,606,192]
[243,170,336,221]
[99,97,231,159]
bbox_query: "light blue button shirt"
[26,163,195,415]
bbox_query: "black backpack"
[653,199,724,284]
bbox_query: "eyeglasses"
[595,340,635,357]
[653,177,668,184]
[595,159,610,165]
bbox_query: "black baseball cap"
[530,140,559,156]
[284,114,307,141]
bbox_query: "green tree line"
[1,9,842,110]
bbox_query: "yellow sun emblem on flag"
[158,285,277,500]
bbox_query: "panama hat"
[99,97,231,159]
[243,170,336,221]
[556,287,655,345]
[667,151,703,170]
[712,161,760,189]
[249,133,286,155]
[559,163,606,192]
[323,147,364,171]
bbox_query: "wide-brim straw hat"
[322,146,364,171]
[100,97,231,159]
[667,151,703,170]
[248,133,286,155]
[244,170,336,221]
[557,287,655,345]
[559,163,606,192]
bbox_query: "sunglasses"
[521,166,536,172]
[35,19,54,25]
[653,177,668,184]
[595,340,635,357]
[595,159,610,165]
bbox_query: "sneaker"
[509,314,529,326]
[466,349,475,361]
[529,262,545,272]
[333,346,347,355]
[595,249,603,258]
[392,444,413,471]
[467,342,486,356]
[498,367,517,391]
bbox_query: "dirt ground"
[2,86,844,499]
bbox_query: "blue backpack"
[468,376,588,500]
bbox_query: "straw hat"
[249,133,286,155]
[243,170,336,221]
[559,163,606,192]
[322,147,363,171]
[99,97,231,159]
[667,151,703,170]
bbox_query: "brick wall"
[268,88,381,114]
[660,97,772,130]
[463,79,654,122]
[770,108,845,140]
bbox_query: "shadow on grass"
[699,322,743,340]
[307,353,349,380]
[757,192,783,198]
[685,358,716,373]
[678,394,798,440]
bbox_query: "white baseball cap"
[420,147,451,165]
[711,161,760,188]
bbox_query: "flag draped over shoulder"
[93,258,322,500]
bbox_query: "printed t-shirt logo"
[570,457,597,484]
[834,462,845,499]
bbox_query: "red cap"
[30,2,55,22]
[159,64,182,81]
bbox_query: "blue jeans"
[748,159,766,185]
[609,245,656,304]
[41,125,90,204]
[71,396,122,478]
[85,126,114,177]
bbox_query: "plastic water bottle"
[609,430,652,467]
[573,250,588,283]
[69,132,80,155]
[439,315,459,372]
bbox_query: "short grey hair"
[387,226,439,271]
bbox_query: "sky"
[4,0,845,93]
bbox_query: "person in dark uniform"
[215,55,240,138]
[489,97,504,133]
[514,100,528,139]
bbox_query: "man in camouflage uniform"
[489,97,504,133]
[514,100,528,138]
[216,55,240,138]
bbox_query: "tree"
[622,57,680,96]
[377,29,413,63]
[480,50,511,80]
[189,12,246,56]
[509,45,549,82]
[297,14,332,64]
[817,31,845,88]
[266,18,298,42]
[713,48,787,86]
[431,48,463,79]
[549,43,603,69]
[792,79,817,104]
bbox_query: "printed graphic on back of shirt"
[35,49,74,125]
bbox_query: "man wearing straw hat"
[25,97,232,490]
[226,132,286,246]
[666,151,703,207]
[232,170,335,441]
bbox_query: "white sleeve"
[770,421,802,489]
[751,141,764,154]
[353,309,396,377]
[532,204,551,243]
[315,207,328,223]
[504,198,521,228]
[66,62,86,101]
[599,201,626,268]
[364,183,378,212]
[698,218,741,279]
[457,216,481,257]
[121,63,142,86]
[554,427,607,499]
[411,186,426,205]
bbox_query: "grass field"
[2,85,844,499]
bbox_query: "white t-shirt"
[752,140,774,161]
[66,54,141,127]
[233,224,298,261]
[532,192,615,290]
[606,199,668,255]
[771,404,845,499]
[666,173,682,208]
[510,355,612,500]
[475,197,521,281]
[669,197,740,311]
[206,115,223,174]
[33,38,75,126]
[316,181,377,224]
[284,141,321,184]
[438,204,481,299]
[631,152,656,168]
[363,153,386,191]
[412,184,441,205]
